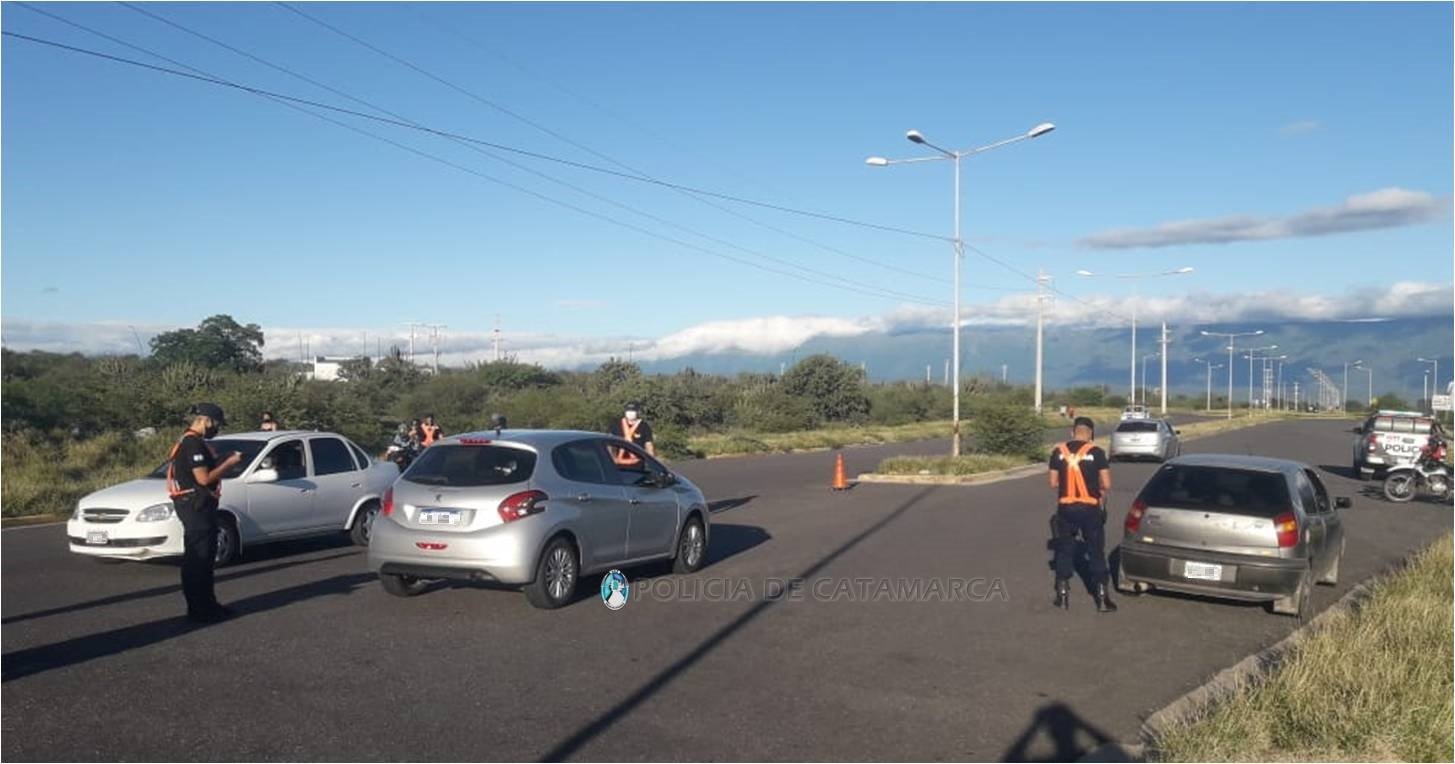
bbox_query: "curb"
[855,464,1044,486]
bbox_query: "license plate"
[1184,562,1222,581]
[418,509,460,525]
[86,531,108,546]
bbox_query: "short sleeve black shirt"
[1048,440,1109,504]
[172,434,217,493]
[610,418,654,447]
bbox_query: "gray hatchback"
[1117,454,1351,619]
[368,430,710,609]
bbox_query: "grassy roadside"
[1154,534,1454,762]
[2,433,170,520]
[688,420,953,458]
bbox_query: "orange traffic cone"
[831,451,850,491]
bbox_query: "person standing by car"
[167,403,242,623]
[420,415,443,447]
[259,411,279,432]
[1047,416,1115,613]
[609,401,655,465]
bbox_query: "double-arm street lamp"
[867,122,1055,456]
[1353,363,1374,408]
[1077,268,1193,405]
[1417,357,1440,413]
[1199,329,1265,419]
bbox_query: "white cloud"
[1279,120,1320,135]
[1078,188,1448,249]
[4,282,1449,367]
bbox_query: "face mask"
[625,410,639,422]
[204,423,220,439]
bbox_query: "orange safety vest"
[421,423,441,446]
[612,418,643,466]
[1055,441,1099,505]
[166,430,221,500]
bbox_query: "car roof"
[1166,453,1306,474]
[217,430,344,442]
[434,429,615,449]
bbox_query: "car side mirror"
[1335,496,1352,509]
[659,471,678,487]
[1175,429,1182,435]
[249,468,279,484]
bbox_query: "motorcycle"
[1383,439,1452,503]
[384,442,418,473]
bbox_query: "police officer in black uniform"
[609,401,655,464]
[1047,416,1116,612]
[167,403,243,623]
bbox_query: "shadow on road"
[1000,701,1114,762]
[538,488,936,762]
[2,573,374,684]
[708,495,756,514]
[2,549,362,626]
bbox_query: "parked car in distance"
[1110,419,1181,462]
[1351,410,1446,481]
[1121,404,1149,421]
[369,429,711,609]
[1118,454,1350,620]
[68,430,397,565]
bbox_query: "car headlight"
[136,503,175,523]
[72,504,84,522]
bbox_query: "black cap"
[1073,416,1095,432]
[625,401,642,410]
[190,402,227,426]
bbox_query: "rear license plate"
[86,531,108,546]
[418,509,460,525]
[1184,562,1222,581]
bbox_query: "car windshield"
[1140,465,1292,518]
[145,439,267,480]
[1116,421,1159,433]
[403,444,537,487]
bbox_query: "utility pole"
[1159,321,1170,415]
[492,315,503,362]
[424,324,447,374]
[1293,381,1300,412]
[926,364,931,385]
[404,322,425,364]
[1001,363,1008,383]
[1034,268,1049,414]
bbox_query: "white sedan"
[67,430,397,565]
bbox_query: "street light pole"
[1354,364,1373,408]
[1200,329,1265,420]
[1034,269,1049,415]
[1078,267,1194,407]
[1342,359,1362,413]
[867,122,1055,456]
[1417,357,1439,413]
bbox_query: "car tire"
[1383,472,1417,503]
[524,536,578,610]
[349,502,379,547]
[672,516,707,574]
[213,515,241,568]
[1352,459,1367,481]
[1318,538,1344,586]
[1270,563,1313,622]
[379,572,428,597]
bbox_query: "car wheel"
[349,502,379,547]
[1352,459,1367,481]
[524,537,578,610]
[673,516,707,574]
[1270,563,1312,622]
[1318,538,1344,586]
[379,572,428,597]
[213,515,241,568]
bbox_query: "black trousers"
[174,493,220,613]
[1051,503,1108,586]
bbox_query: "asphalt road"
[3,419,1449,761]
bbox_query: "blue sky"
[2,2,1451,362]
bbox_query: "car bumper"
[65,520,183,559]
[1119,539,1305,601]
[1110,442,1164,459]
[367,515,538,584]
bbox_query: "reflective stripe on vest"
[421,424,440,446]
[613,418,642,466]
[1056,441,1099,505]
[166,430,220,499]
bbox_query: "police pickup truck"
[1351,410,1446,481]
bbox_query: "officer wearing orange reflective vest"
[420,415,443,447]
[1047,416,1116,613]
[168,403,243,623]
[609,402,655,466]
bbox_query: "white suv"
[67,430,397,565]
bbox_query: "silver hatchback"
[1118,454,1351,620]
[1109,418,1181,462]
[368,430,711,609]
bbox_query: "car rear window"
[1116,421,1159,433]
[404,444,536,487]
[1140,465,1291,518]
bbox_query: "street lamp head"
[1027,122,1056,138]
[1252,330,1265,336]
[1418,356,1433,362]
[865,156,889,167]
[906,130,927,144]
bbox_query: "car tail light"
[1124,499,1147,534]
[1273,511,1299,548]
[381,486,394,517]
[498,490,548,523]
[1366,434,1378,452]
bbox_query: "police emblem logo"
[600,569,630,610]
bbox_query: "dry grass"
[2,433,170,518]
[875,453,1036,476]
[1154,535,1454,762]
[690,420,953,458]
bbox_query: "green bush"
[970,404,1045,457]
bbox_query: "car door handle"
[576,493,592,502]
[351,482,361,488]
[628,498,642,505]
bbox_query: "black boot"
[1094,583,1118,613]
[1053,579,1070,610]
